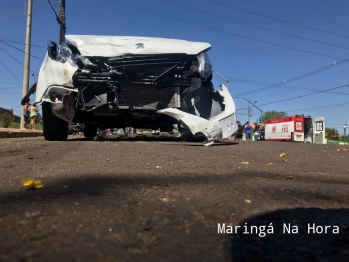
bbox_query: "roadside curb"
[0,128,43,139]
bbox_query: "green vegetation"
[3,121,43,130]
[325,127,340,140]
[9,122,20,129]
[0,114,13,128]
[260,110,287,123]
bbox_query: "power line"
[163,0,349,51]
[68,0,349,71]
[236,84,349,111]
[258,84,349,107]
[0,59,22,84]
[0,40,43,61]
[0,37,46,49]
[286,102,349,113]
[109,0,342,60]
[0,45,37,74]
[208,0,349,39]
[0,86,21,89]
[213,40,349,74]
[0,82,18,85]
[213,76,349,95]
[235,59,349,96]
[328,123,348,126]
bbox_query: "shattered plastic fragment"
[283,159,288,162]
[245,199,251,204]
[241,162,250,165]
[22,178,35,188]
[266,162,273,166]
[33,180,44,189]
[22,178,43,189]
[279,153,286,157]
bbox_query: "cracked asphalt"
[0,136,348,262]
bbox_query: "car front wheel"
[83,124,97,140]
[42,102,68,141]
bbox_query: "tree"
[325,127,340,141]
[260,110,287,123]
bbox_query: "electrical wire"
[109,0,342,60]
[163,0,349,51]
[208,0,349,39]
[66,1,349,73]
[286,102,349,113]
[0,59,22,84]
[0,86,21,89]
[235,59,349,96]
[236,84,349,112]
[213,76,349,95]
[0,40,43,61]
[47,0,67,33]
[0,46,37,75]
[0,37,46,49]
[0,82,18,85]
[254,84,349,107]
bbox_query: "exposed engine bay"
[23,35,237,144]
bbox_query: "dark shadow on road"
[225,207,349,262]
[1,172,348,211]
[67,135,183,142]
[1,173,349,261]
[66,135,239,146]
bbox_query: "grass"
[9,122,20,129]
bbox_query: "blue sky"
[1,0,349,133]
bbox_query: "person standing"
[29,104,38,130]
[259,125,265,141]
[254,123,260,141]
[245,121,252,141]
[235,121,243,140]
[22,101,30,129]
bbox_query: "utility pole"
[234,96,262,123]
[343,124,347,145]
[21,0,33,129]
[247,101,251,123]
[59,0,65,43]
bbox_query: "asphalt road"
[0,135,349,262]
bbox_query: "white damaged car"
[21,35,237,145]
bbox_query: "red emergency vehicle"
[264,115,325,143]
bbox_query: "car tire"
[42,102,68,141]
[84,124,97,140]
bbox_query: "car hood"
[65,35,211,57]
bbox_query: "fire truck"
[264,115,325,143]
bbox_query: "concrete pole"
[59,0,65,44]
[20,0,33,129]
[247,101,251,123]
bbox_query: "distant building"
[0,107,20,123]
